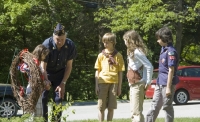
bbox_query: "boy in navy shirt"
[146,27,179,122]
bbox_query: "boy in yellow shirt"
[94,33,125,122]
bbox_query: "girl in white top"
[123,30,153,122]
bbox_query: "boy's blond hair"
[102,33,116,46]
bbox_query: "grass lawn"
[69,118,200,122]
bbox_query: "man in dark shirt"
[41,23,77,122]
[146,27,179,122]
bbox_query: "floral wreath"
[10,49,45,113]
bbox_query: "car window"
[194,68,200,77]
[183,68,200,77]
[176,69,183,76]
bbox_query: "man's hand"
[166,87,171,97]
[55,82,65,99]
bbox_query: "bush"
[0,100,74,122]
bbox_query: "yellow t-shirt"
[94,52,125,83]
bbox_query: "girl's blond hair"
[123,30,147,58]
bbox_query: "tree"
[1,0,200,101]
[94,0,200,65]
[0,0,83,88]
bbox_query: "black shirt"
[42,37,77,81]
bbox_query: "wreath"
[10,49,45,113]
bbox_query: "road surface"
[17,99,200,121]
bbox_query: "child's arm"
[166,66,174,96]
[117,71,123,96]
[95,70,99,95]
[40,61,51,90]
[40,61,48,80]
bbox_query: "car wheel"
[0,98,18,117]
[174,90,189,105]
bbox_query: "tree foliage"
[0,0,200,101]
[94,0,200,65]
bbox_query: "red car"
[145,66,200,105]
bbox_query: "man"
[41,23,77,122]
[145,27,179,122]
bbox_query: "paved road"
[17,99,200,121]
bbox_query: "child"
[19,44,51,117]
[146,27,179,122]
[123,30,153,122]
[94,33,125,122]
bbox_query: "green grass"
[68,118,200,122]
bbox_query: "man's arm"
[56,59,73,99]
[61,59,73,84]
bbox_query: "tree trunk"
[174,0,183,63]
[175,22,182,62]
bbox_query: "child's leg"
[98,109,105,122]
[98,83,109,122]
[130,82,145,122]
[107,83,117,121]
[107,108,114,121]
[34,95,43,117]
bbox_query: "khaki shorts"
[98,83,118,111]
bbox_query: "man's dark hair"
[155,27,173,43]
